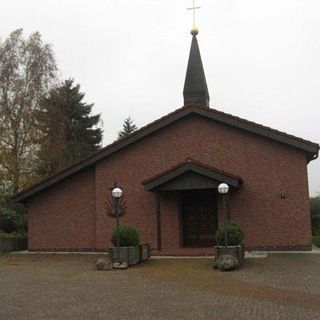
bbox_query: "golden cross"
[187,0,201,31]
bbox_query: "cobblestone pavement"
[0,254,319,320]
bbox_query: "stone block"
[214,254,239,272]
[96,258,113,271]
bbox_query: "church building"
[14,30,319,255]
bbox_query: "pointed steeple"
[183,30,210,107]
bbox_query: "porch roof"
[142,159,243,191]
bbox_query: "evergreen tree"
[37,79,103,176]
[118,117,138,139]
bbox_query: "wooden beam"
[155,192,161,251]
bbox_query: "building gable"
[14,103,319,202]
[143,159,243,191]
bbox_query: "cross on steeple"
[187,0,201,35]
[183,1,210,108]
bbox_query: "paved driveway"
[0,253,320,319]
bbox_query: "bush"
[0,207,16,233]
[312,235,320,248]
[111,224,139,247]
[0,230,27,239]
[0,200,27,234]
[215,221,245,246]
[311,197,320,235]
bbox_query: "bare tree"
[0,29,57,193]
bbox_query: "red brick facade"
[26,111,314,254]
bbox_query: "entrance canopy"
[143,159,243,192]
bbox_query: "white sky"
[1,0,319,196]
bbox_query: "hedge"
[312,235,320,248]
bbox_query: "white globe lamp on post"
[112,187,123,199]
[112,187,123,262]
[218,183,229,247]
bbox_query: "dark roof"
[13,103,319,202]
[183,35,210,107]
[143,158,243,191]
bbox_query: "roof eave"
[13,104,319,203]
[143,161,243,191]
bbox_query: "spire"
[183,31,210,107]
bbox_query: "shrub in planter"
[214,221,245,267]
[111,224,139,247]
[110,224,140,265]
[215,221,245,246]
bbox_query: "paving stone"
[1,253,320,319]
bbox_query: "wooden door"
[182,189,218,247]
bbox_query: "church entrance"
[181,189,218,247]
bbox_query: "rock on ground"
[113,262,128,270]
[214,254,239,271]
[96,257,113,271]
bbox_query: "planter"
[0,238,28,252]
[139,243,150,262]
[109,244,151,265]
[108,244,143,265]
[109,246,140,265]
[214,244,245,265]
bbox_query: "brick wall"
[28,168,96,251]
[27,114,312,253]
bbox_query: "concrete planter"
[0,238,27,252]
[214,245,245,265]
[109,246,140,265]
[139,243,150,262]
[109,243,150,266]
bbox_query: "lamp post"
[218,183,229,247]
[112,187,123,262]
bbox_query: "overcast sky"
[1,0,319,195]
